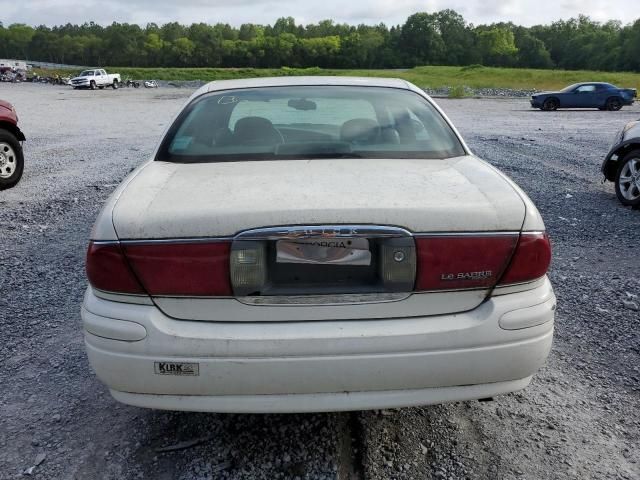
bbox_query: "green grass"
[34,65,640,91]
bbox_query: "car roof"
[197,76,413,96]
[574,82,613,86]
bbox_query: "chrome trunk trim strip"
[93,228,541,245]
[236,292,411,306]
[234,225,413,241]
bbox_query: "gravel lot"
[0,84,638,480]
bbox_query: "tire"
[90,80,97,90]
[112,80,119,89]
[606,97,623,111]
[98,85,104,90]
[542,98,558,111]
[615,150,640,206]
[0,129,25,190]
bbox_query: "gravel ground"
[0,84,638,480]
[423,87,538,98]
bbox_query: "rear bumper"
[110,378,533,413]
[82,278,555,412]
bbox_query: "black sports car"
[531,82,636,111]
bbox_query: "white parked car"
[82,77,555,413]
[71,69,120,90]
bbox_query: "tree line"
[1,11,640,71]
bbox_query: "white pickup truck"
[70,69,121,90]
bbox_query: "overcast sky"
[0,0,632,28]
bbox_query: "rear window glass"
[157,85,465,162]
[228,97,377,129]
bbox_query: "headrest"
[234,116,282,146]
[340,118,380,144]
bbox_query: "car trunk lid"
[110,156,527,321]
[112,156,525,238]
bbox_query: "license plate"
[276,237,371,266]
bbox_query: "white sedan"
[82,76,555,413]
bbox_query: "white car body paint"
[110,156,527,239]
[83,76,554,412]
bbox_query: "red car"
[0,99,25,190]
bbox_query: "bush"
[448,85,467,98]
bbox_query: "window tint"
[576,85,596,93]
[229,97,377,130]
[159,86,465,162]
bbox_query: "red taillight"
[122,242,232,296]
[498,233,551,285]
[86,232,550,297]
[414,232,551,292]
[86,242,145,294]
[415,235,518,291]
[86,241,232,296]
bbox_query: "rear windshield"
[157,85,465,162]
